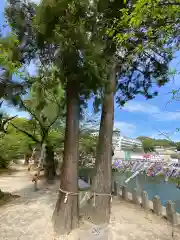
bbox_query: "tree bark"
[43,143,56,182]
[0,189,4,199]
[89,63,116,224]
[52,82,79,234]
[24,154,30,165]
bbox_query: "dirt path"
[0,167,180,240]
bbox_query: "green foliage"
[107,0,180,103]
[48,129,65,153]
[5,0,37,64]
[34,0,107,99]
[0,34,21,73]
[79,133,97,166]
[138,137,155,152]
[9,66,66,145]
[0,33,25,103]
[0,115,97,168]
[0,118,35,168]
[137,136,177,152]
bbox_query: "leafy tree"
[5,0,106,232]
[0,116,34,198]
[0,117,35,167]
[5,0,180,232]
[0,27,31,167]
[138,137,155,153]
[10,68,65,181]
[138,136,177,152]
[32,0,108,233]
[0,28,28,197]
[88,0,180,224]
[5,0,105,232]
[0,28,29,167]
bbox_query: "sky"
[1,0,180,142]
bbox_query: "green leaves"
[0,33,23,98]
[33,0,108,99]
[137,135,177,153]
[105,0,180,104]
[11,66,66,144]
[112,0,180,49]
[0,117,36,167]
[0,34,21,73]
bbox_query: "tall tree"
[87,0,180,224]
[33,0,106,233]
[5,1,106,232]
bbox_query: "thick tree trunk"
[52,82,79,234]
[89,63,116,224]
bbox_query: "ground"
[0,165,180,240]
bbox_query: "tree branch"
[46,103,62,132]
[10,122,40,143]
[2,115,17,133]
[19,98,47,138]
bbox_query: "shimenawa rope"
[59,188,112,205]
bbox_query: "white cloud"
[124,101,159,115]
[114,121,136,137]
[123,101,180,121]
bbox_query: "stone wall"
[112,181,180,226]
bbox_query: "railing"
[78,176,180,226]
[112,180,180,226]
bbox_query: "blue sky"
[1,0,180,141]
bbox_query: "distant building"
[154,146,177,154]
[91,130,144,161]
[119,136,143,151]
[112,133,143,151]
[112,131,121,147]
[154,146,177,162]
[113,135,143,161]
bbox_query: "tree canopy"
[137,136,178,152]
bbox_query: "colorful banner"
[112,159,180,182]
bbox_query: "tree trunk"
[43,143,56,182]
[0,189,4,199]
[24,154,29,165]
[89,63,116,224]
[52,82,80,234]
